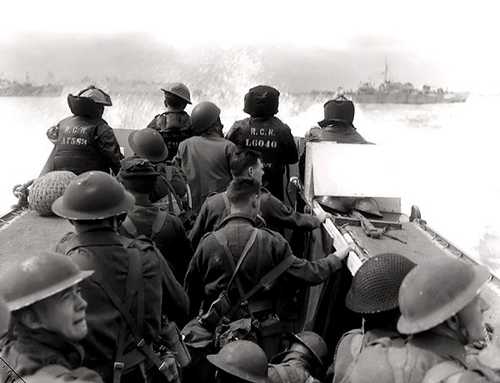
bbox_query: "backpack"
[337,334,427,383]
[121,209,169,241]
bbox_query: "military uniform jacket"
[55,228,162,382]
[49,115,123,175]
[268,357,320,383]
[347,330,467,383]
[332,328,401,383]
[184,214,342,318]
[147,109,192,161]
[0,325,103,383]
[176,134,236,213]
[305,126,369,144]
[227,117,299,200]
[120,203,193,295]
[189,188,321,249]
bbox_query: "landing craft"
[0,132,498,353]
[295,141,500,348]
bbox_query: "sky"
[2,0,500,92]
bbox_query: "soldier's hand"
[329,244,355,261]
[316,211,334,223]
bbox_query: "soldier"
[184,177,351,356]
[268,331,327,383]
[0,252,103,383]
[45,85,123,175]
[207,340,269,383]
[189,149,328,249]
[227,85,298,201]
[128,128,188,214]
[349,257,491,383]
[146,82,192,161]
[52,171,163,383]
[299,95,370,180]
[118,156,193,291]
[305,95,369,144]
[176,101,236,213]
[331,253,416,383]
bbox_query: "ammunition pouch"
[199,291,232,330]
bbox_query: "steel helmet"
[77,85,112,106]
[118,156,159,179]
[128,128,168,163]
[29,171,77,216]
[291,331,328,367]
[318,95,355,128]
[353,197,383,219]
[397,257,490,335]
[345,253,416,314]
[207,340,268,383]
[52,171,135,220]
[0,252,93,312]
[161,82,192,104]
[316,196,351,214]
[191,101,221,134]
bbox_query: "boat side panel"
[0,211,72,269]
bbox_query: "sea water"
[0,92,499,272]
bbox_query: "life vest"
[151,111,191,160]
[53,116,108,174]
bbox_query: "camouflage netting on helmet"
[29,171,76,216]
[345,253,416,314]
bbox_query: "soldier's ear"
[247,166,254,178]
[17,308,43,330]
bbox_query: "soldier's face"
[33,285,88,341]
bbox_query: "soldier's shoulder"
[305,126,323,140]
[258,227,287,242]
[197,231,216,248]
[206,191,224,202]
[270,116,290,128]
[231,118,251,129]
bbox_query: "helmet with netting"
[29,171,77,216]
[345,253,416,314]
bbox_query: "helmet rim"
[6,269,93,311]
[128,129,168,163]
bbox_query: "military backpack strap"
[121,216,139,238]
[331,329,364,383]
[90,248,165,379]
[213,229,258,299]
[422,361,466,383]
[114,251,141,383]
[239,254,295,304]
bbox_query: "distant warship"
[346,62,468,104]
